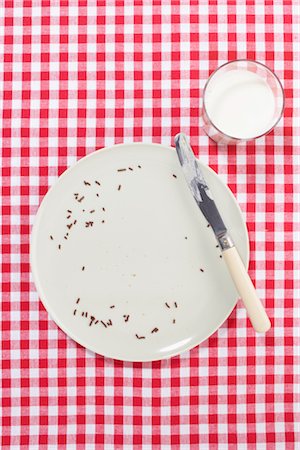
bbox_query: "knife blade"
[174,133,271,333]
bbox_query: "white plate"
[31,143,249,361]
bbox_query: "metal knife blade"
[175,133,233,249]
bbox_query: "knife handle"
[222,246,271,333]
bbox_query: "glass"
[202,60,285,144]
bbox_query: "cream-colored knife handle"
[222,246,271,333]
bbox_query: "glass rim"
[202,59,285,142]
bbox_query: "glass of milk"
[202,60,284,144]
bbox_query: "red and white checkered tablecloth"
[1,1,299,448]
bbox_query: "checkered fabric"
[0,1,299,448]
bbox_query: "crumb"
[118,185,121,191]
[172,174,177,178]
[82,266,85,271]
[95,180,101,186]
[73,309,77,316]
[200,268,204,273]
[138,165,141,169]
[58,244,61,250]
[165,302,170,309]
[50,235,53,240]
[76,298,80,304]
[128,167,133,171]
[173,319,176,324]
[174,302,178,308]
[135,334,145,340]
[101,320,107,328]
[110,305,115,309]
[151,327,159,333]
[102,207,106,212]
[84,181,91,186]
[117,168,126,172]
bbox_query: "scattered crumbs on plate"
[138,165,142,169]
[118,184,122,191]
[165,302,170,309]
[151,327,159,334]
[76,298,80,304]
[110,305,115,309]
[58,244,61,250]
[135,334,145,340]
[117,168,126,172]
[172,174,177,178]
[174,302,178,308]
[50,235,53,240]
[73,309,77,316]
[101,320,107,328]
[82,266,85,271]
[173,319,176,324]
[89,316,95,326]
[200,268,204,273]
[123,315,130,322]
[85,221,94,227]
[128,167,133,171]
[95,180,101,186]
[84,181,91,186]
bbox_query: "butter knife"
[175,133,271,333]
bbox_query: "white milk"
[204,69,276,139]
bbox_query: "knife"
[175,133,271,333]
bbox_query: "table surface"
[0,1,299,448]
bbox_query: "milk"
[204,69,277,139]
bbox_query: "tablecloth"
[0,1,299,448]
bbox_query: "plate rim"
[30,142,250,361]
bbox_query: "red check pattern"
[1,1,299,448]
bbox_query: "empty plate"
[31,143,249,361]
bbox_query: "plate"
[31,143,249,361]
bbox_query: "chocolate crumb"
[135,334,145,340]
[151,327,159,333]
[102,207,106,212]
[107,319,113,326]
[216,245,219,248]
[89,316,95,326]
[123,315,130,322]
[118,185,121,191]
[90,210,95,213]
[50,235,53,240]
[200,268,204,273]
[220,255,222,259]
[173,319,176,324]
[73,309,77,316]
[96,193,99,197]
[138,165,142,169]
[185,236,187,240]
[85,221,94,227]
[117,168,126,172]
[81,312,85,317]
[95,180,101,186]
[64,236,68,240]
[102,220,105,224]
[100,320,107,328]
[67,223,73,230]
[84,181,91,186]
[85,312,88,318]
[165,302,170,309]
[172,174,177,178]
[73,220,77,225]
[94,320,99,325]
[58,244,61,250]
[128,167,133,171]
[67,215,71,219]
[82,209,85,212]
[67,210,72,213]
[207,224,210,228]
[76,298,80,304]
[174,302,178,308]
[82,266,85,271]
[78,196,85,203]
[110,305,115,309]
